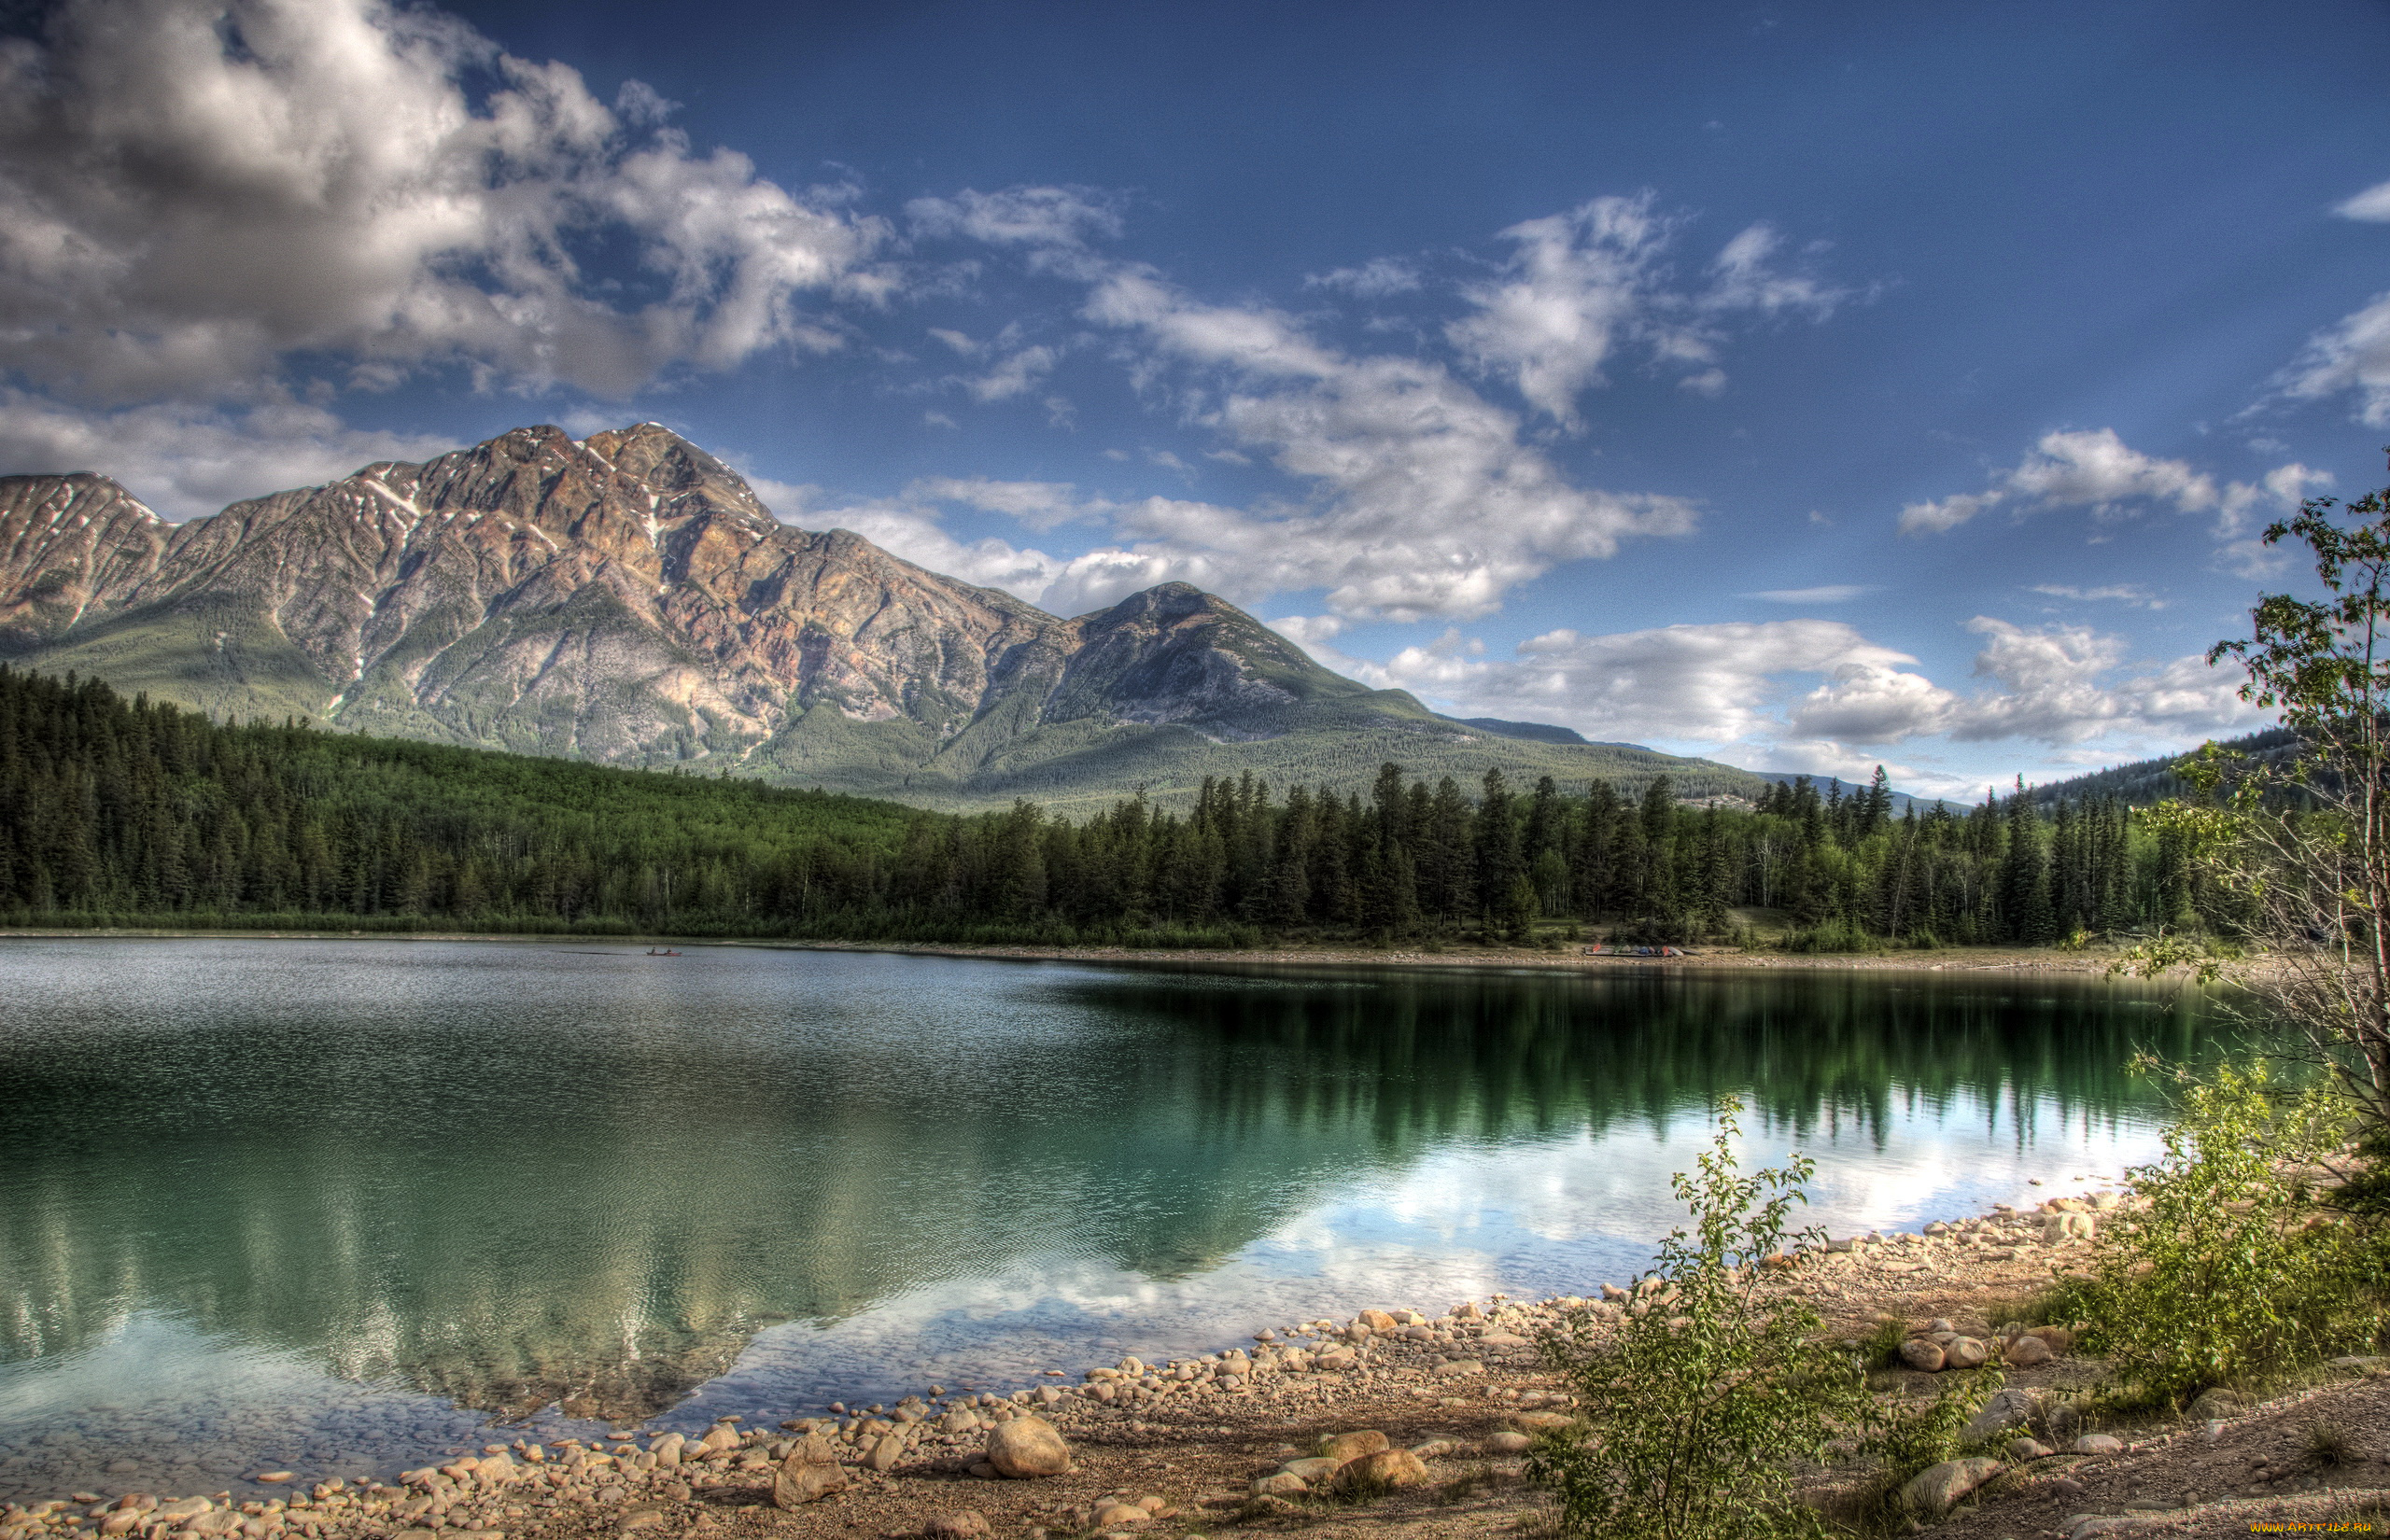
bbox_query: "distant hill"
[2020,726,2300,810]
[0,423,1773,814]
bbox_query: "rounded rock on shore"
[1336,1449,1429,1492]
[2004,1335,2055,1367]
[1899,1338,1947,1372]
[1943,1337,1990,1369]
[985,1417,1072,1478]
[1316,1431,1389,1464]
[1901,1457,2002,1516]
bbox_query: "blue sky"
[5,0,2389,796]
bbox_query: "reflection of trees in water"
[0,963,2216,1425]
[1068,966,2216,1158]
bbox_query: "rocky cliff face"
[0,424,1414,795]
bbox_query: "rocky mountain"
[0,423,1763,810]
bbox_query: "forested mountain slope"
[0,667,2229,947]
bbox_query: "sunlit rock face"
[0,425,1393,796]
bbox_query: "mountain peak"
[1086,580,1227,624]
[0,420,1768,810]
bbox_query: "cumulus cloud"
[1073,269,1697,619]
[0,0,889,406]
[1445,195,1843,428]
[0,389,454,517]
[748,477,1071,601]
[1787,619,2258,748]
[1334,611,2261,766]
[1898,427,2327,539]
[1350,620,1918,744]
[1265,614,1346,647]
[888,193,1851,622]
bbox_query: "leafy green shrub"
[1529,1099,1863,1540]
[1779,917,1877,954]
[2059,1057,2390,1406]
[1852,1316,1907,1371]
[1849,1371,2003,1522]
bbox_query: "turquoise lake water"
[0,939,2228,1501]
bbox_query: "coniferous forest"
[0,666,2242,948]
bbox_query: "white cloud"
[1074,268,1697,619]
[1353,620,1919,744]
[2338,179,2390,222]
[1794,618,2258,748]
[2275,293,2390,426]
[756,480,1071,600]
[1265,614,1345,647]
[905,475,1095,531]
[1305,258,1422,299]
[1898,427,2327,540]
[1787,662,1961,744]
[1744,584,1878,604]
[0,389,453,518]
[2263,186,2390,423]
[1332,611,2262,765]
[2028,583,2163,609]
[1445,196,1843,428]
[0,0,888,403]
[962,344,1056,403]
[904,186,1123,254]
[896,195,1853,622]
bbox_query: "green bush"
[1779,917,1877,954]
[1530,1099,1863,1540]
[2058,1057,2390,1406]
[1849,1371,2003,1522]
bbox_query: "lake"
[0,939,2227,1502]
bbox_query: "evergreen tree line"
[0,666,2243,947]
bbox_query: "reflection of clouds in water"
[1348,1089,2168,1248]
[683,1088,2173,1419]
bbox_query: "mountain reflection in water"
[0,941,2220,1500]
